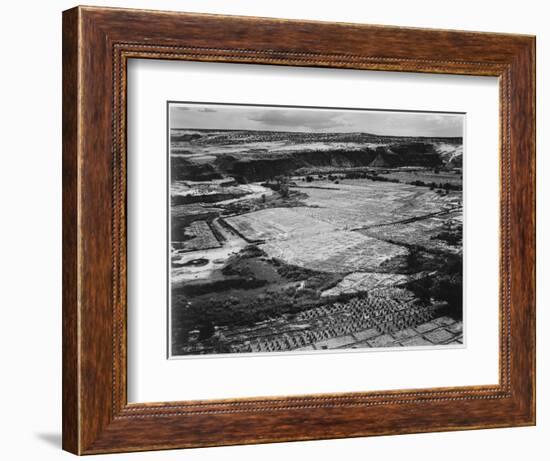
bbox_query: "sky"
[170,103,464,137]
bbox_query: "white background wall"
[0,0,546,459]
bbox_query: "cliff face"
[171,157,222,181]
[170,130,460,182]
[387,142,443,167]
[214,145,444,181]
[223,150,379,181]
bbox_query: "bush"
[405,248,463,319]
[431,230,462,246]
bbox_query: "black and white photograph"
[2,1,542,458]
[169,102,464,357]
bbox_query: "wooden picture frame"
[62,5,535,455]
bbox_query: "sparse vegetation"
[405,247,462,319]
[171,248,343,345]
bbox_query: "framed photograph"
[166,101,465,358]
[62,6,535,455]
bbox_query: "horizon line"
[169,127,463,139]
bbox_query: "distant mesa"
[170,129,460,182]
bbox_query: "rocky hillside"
[171,129,462,182]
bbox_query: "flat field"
[224,207,335,242]
[295,180,460,227]
[220,180,460,273]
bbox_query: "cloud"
[247,110,346,131]
[169,103,463,137]
[173,106,217,113]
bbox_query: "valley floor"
[170,173,463,356]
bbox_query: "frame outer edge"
[531,36,537,425]
[63,6,536,454]
[497,37,536,425]
[62,6,81,455]
[522,36,536,425]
